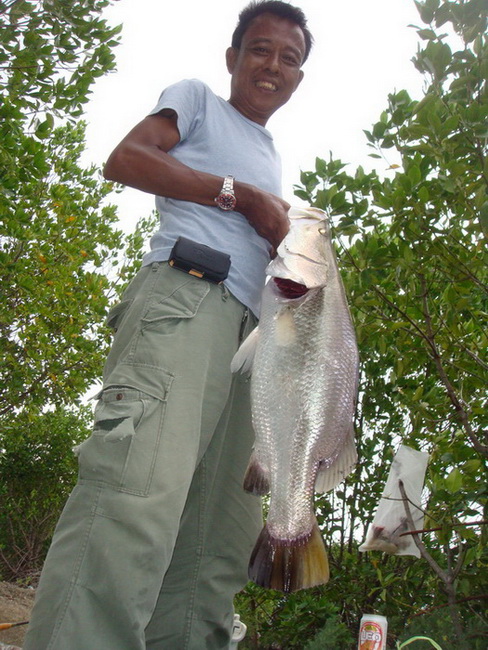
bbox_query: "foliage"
[0,0,121,118]
[0,1,157,581]
[1,121,123,415]
[237,0,487,648]
[0,407,91,581]
[117,210,160,292]
[303,615,354,650]
[399,607,487,648]
[0,0,125,415]
[235,585,354,649]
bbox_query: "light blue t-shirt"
[141,79,282,316]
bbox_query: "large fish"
[231,206,359,592]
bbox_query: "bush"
[304,615,355,649]
[0,406,91,581]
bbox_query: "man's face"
[226,13,306,126]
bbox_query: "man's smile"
[255,80,278,92]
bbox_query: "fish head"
[268,207,330,292]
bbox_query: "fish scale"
[232,206,359,592]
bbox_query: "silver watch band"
[222,175,234,193]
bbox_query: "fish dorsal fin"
[314,431,357,494]
[231,326,259,374]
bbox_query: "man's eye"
[283,55,300,66]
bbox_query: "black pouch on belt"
[169,237,231,284]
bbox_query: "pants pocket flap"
[102,363,174,402]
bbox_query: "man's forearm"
[103,140,289,249]
[103,141,224,206]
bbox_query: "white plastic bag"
[359,445,429,557]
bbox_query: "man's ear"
[294,69,304,91]
[226,47,238,74]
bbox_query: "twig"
[411,594,488,618]
[399,479,468,648]
[399,519,488,537]
[399,480,448,580]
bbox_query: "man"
[23,2,312,648]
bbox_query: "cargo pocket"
[106,298,133,331]
[77,383,169,496]
[141,274,210,327]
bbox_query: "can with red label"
[357,614,388,650]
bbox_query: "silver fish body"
[232,206,359,592]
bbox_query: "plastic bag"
[359,445,429,557]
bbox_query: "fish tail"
[248,520,329,592]
[243,453,270,495]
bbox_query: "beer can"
[358,614,388,650]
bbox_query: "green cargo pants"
[23,262,262,650]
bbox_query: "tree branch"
[399,479,468,648]
[419,274,488,456]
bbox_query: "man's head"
[226,1,312,126]
[231,1,313,64]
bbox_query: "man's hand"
[234,182,290,251]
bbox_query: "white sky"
[83,0,426,230]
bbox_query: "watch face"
[217,192,237,211]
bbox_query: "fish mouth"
[273,277,309,299]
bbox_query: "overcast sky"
[82,0,426,229]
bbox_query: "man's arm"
[103,113,290,249]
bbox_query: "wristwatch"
[214,175,237,211]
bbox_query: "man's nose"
[264,51,280,74]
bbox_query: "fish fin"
[243,453,270,495]
[314,431,357,494]
[249,520,329,593]
[230,326,259,374]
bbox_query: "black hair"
[231,1,313,64]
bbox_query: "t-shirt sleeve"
[148,79,206,142]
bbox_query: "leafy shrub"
[304,614,355,649]
[0,407,91,581]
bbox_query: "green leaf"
[445,468,463,493]
[479,202,488,238]
[418,186,430,202]
[397,637,444,650]
[462,459,482,475]
[415,1,435,24]
[407,165,422,185]
[373,121,388,138]
[417,28,438,39]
